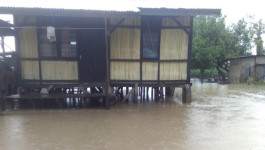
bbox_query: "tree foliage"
[251,19,265,55]
[192,16,253,80]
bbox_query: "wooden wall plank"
[19,28,39,58]
[160,62,187,80]
[110,61,140,80]
[142,62,158,80]
[41,61,78,80]
[160,29,188,60]
[110,28,140,59]
[110,17,141,26]
[162,17,190,27]
[21,61,40,80]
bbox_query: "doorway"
[78,29,106,83]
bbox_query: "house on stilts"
[0,3,221,110]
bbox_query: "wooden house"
[0,5,220,109]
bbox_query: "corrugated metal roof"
[0,7,139,17]
[228,55,265,61]
[0,0,140,12]
[139,8,221,16]
[0,0,221,17]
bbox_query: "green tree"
[192,16,219,79]
[251,19,265,55]
[231,18,253,56]
[192,16,253,81]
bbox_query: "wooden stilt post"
[182,87,186,103]
[126,87,129,95]
[154,87,158,101]
[1,36,5,60]
[139,86,142,102]
[122,88,134,103]
[182,85,192,103]
[165,87,171,97]
[72,88,76,108]
[151,87,154,100]
[146,87,149,100]
[134,83,138,103]
[104,17,110,109]
[120,87,124,99]
[0,97,5,112]
[143,87,145,101]
[171,87,175,97]
[160,86,164,98]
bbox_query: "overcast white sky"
[0,0,264,53]
[178,0,264,24]
[1,0,265,23]
[134,0,265,24]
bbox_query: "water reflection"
[0,81,265,150]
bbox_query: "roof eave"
[138,8,221,16]
[0,7,139,18]
[0,7,221,17]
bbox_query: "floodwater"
[1,80,265,150]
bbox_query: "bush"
[191,69,200,78]
[191,69,218,78]
[204,69,218,78]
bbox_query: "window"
[142,17,161,59]
[39,28,57,57]
[39,28,77,57]
[142,32,159,59]
[60,29,77,57]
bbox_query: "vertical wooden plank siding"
[19,28,39,58]
[21,61,40,80]
[110,62,140,80]
[158,16,190,81]
[41,61,78,80]
[160,62,187,80]
[110,17,141,26]
[162,17,190,27]
[110,28,140,59]
[142,62,158,80]
[109,17,141,81]
[19,26,40,80]
[17,16,40,81]
[17,16,36,25]
[160,29,188,60]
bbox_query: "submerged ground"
[0,80,265,150]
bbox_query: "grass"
[231,82,265,86]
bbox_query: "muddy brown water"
[1,81,265,150]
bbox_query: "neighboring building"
[228,55,265,83]
[0,3,220,108]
